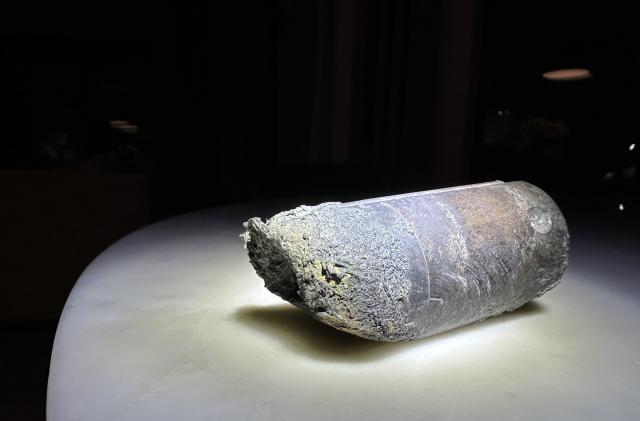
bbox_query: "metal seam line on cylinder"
[382,201,432,312]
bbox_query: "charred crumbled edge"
[241,203,414,341]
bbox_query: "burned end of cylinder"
[242,205,417,342]
[242,217,303,306]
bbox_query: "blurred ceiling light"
[110,120,130,128]
[542,68,592,81]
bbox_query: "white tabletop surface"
[47,203,640,420]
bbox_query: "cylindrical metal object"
[242,181,569,342]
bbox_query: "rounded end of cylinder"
[505,181,570,296]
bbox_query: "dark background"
[1,1,639,419]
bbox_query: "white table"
[47,203,640,420]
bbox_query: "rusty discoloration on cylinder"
[242,181,569,342]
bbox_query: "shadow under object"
[242,181,569,342]
[234,300,546,363]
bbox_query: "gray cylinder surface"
[242,181,569,342]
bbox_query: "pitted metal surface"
[242,181,570,341]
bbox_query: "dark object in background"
[243,181,569,341]
[0,170,148,320]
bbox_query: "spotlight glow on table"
[46,204,640,421]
